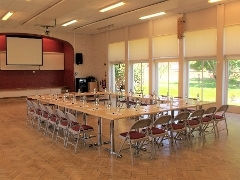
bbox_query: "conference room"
[0,0,240,179]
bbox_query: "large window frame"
[154,59,179,97]
[129,61,149,94]
[186,58,217,102]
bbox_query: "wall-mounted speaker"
[76,53,83,65]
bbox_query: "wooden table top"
[29,94,215,121]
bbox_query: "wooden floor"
[0,98,240,180]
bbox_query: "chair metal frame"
[150,115,171,158]
[26,99,35,126]
[213,105,229,137]
[31,101,42,131]
[45,105,58,139]
[201,106,217,141]
[55,108,69,147]
[65,112,94,153]
[169,112,190,145]
[187,108,205,145]
[118,118,152,165]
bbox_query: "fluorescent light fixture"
[100,2,125,12]
[139,12,166,20]
[62,20,77,26]
[2,11,14,21]
[208,0,221,3]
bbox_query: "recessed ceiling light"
[208,0,222,3]
[2,11,14,21]
[62,20,77,26]
[139,12,166,20]
[100,2,125,12]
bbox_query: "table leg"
[105,120,122,157]
[97,117,102,145]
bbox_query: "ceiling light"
[100,2,125,12]
[62,20,77,26]
[2,11,14,21]
[208,0,222,3]
[139,12,166,20]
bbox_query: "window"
[132,63,149,94]
[156,61,179,97]
[187,60,216,101]
[227,59,240,105]
[110,63,125,92]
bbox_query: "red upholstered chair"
[213,105,229,137]
[169,112,190,145]
[118,118,152,165]
[201,106,217,140]
[45,106,58,139]
[150,115,171,158]
[55,109,69,147]
[187,108,205,145]
[26,99,35,126]
[38,104,49,132]
[31,101,42,131]
[65,112,94,153]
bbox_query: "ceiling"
[0,0,239,35]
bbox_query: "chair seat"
[202,117,212,122]
[214,115,224,119]
[172,124,185,130]
[59,120,68,126]
[188,120,200,126]
[71,124,94,131]
[142,127,166,134]
[151,127,166,135]
[120,131,145,139]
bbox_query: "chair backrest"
[39,104,47,113]
[173,112,190,121]
[55,109,66,119]
[153,115,172,126]
[26,99,33,108]
[189,109,205,118]
[45,106,55,116]
[32,101,39,110]
[66,112,78,124]
[216,105,228,114]
[131,118,152,130]
[204,106,217,115]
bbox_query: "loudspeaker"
[76,53,83,65]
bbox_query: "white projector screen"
[6,36,43,65]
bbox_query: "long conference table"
[28,92,215,157]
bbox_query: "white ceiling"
[0,0,239,34]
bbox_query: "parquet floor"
[0,98,240,180]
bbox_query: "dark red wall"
[0,34,74,91]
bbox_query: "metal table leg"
[97,117,102,145]
[105,120,122,157]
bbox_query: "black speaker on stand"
[76,53,83,65]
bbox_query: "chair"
[118,118,152,165]
[169,112,190,145]
[45,106,58,139]
[55,109,69,146]
[26,99,35,126]
[187,109,205,144]
[65,112,94,153]
[213,105,229,137]
[150,115,172,158]
[31,101,42,131]
[201,106,217,140]
[38,104,49,132]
